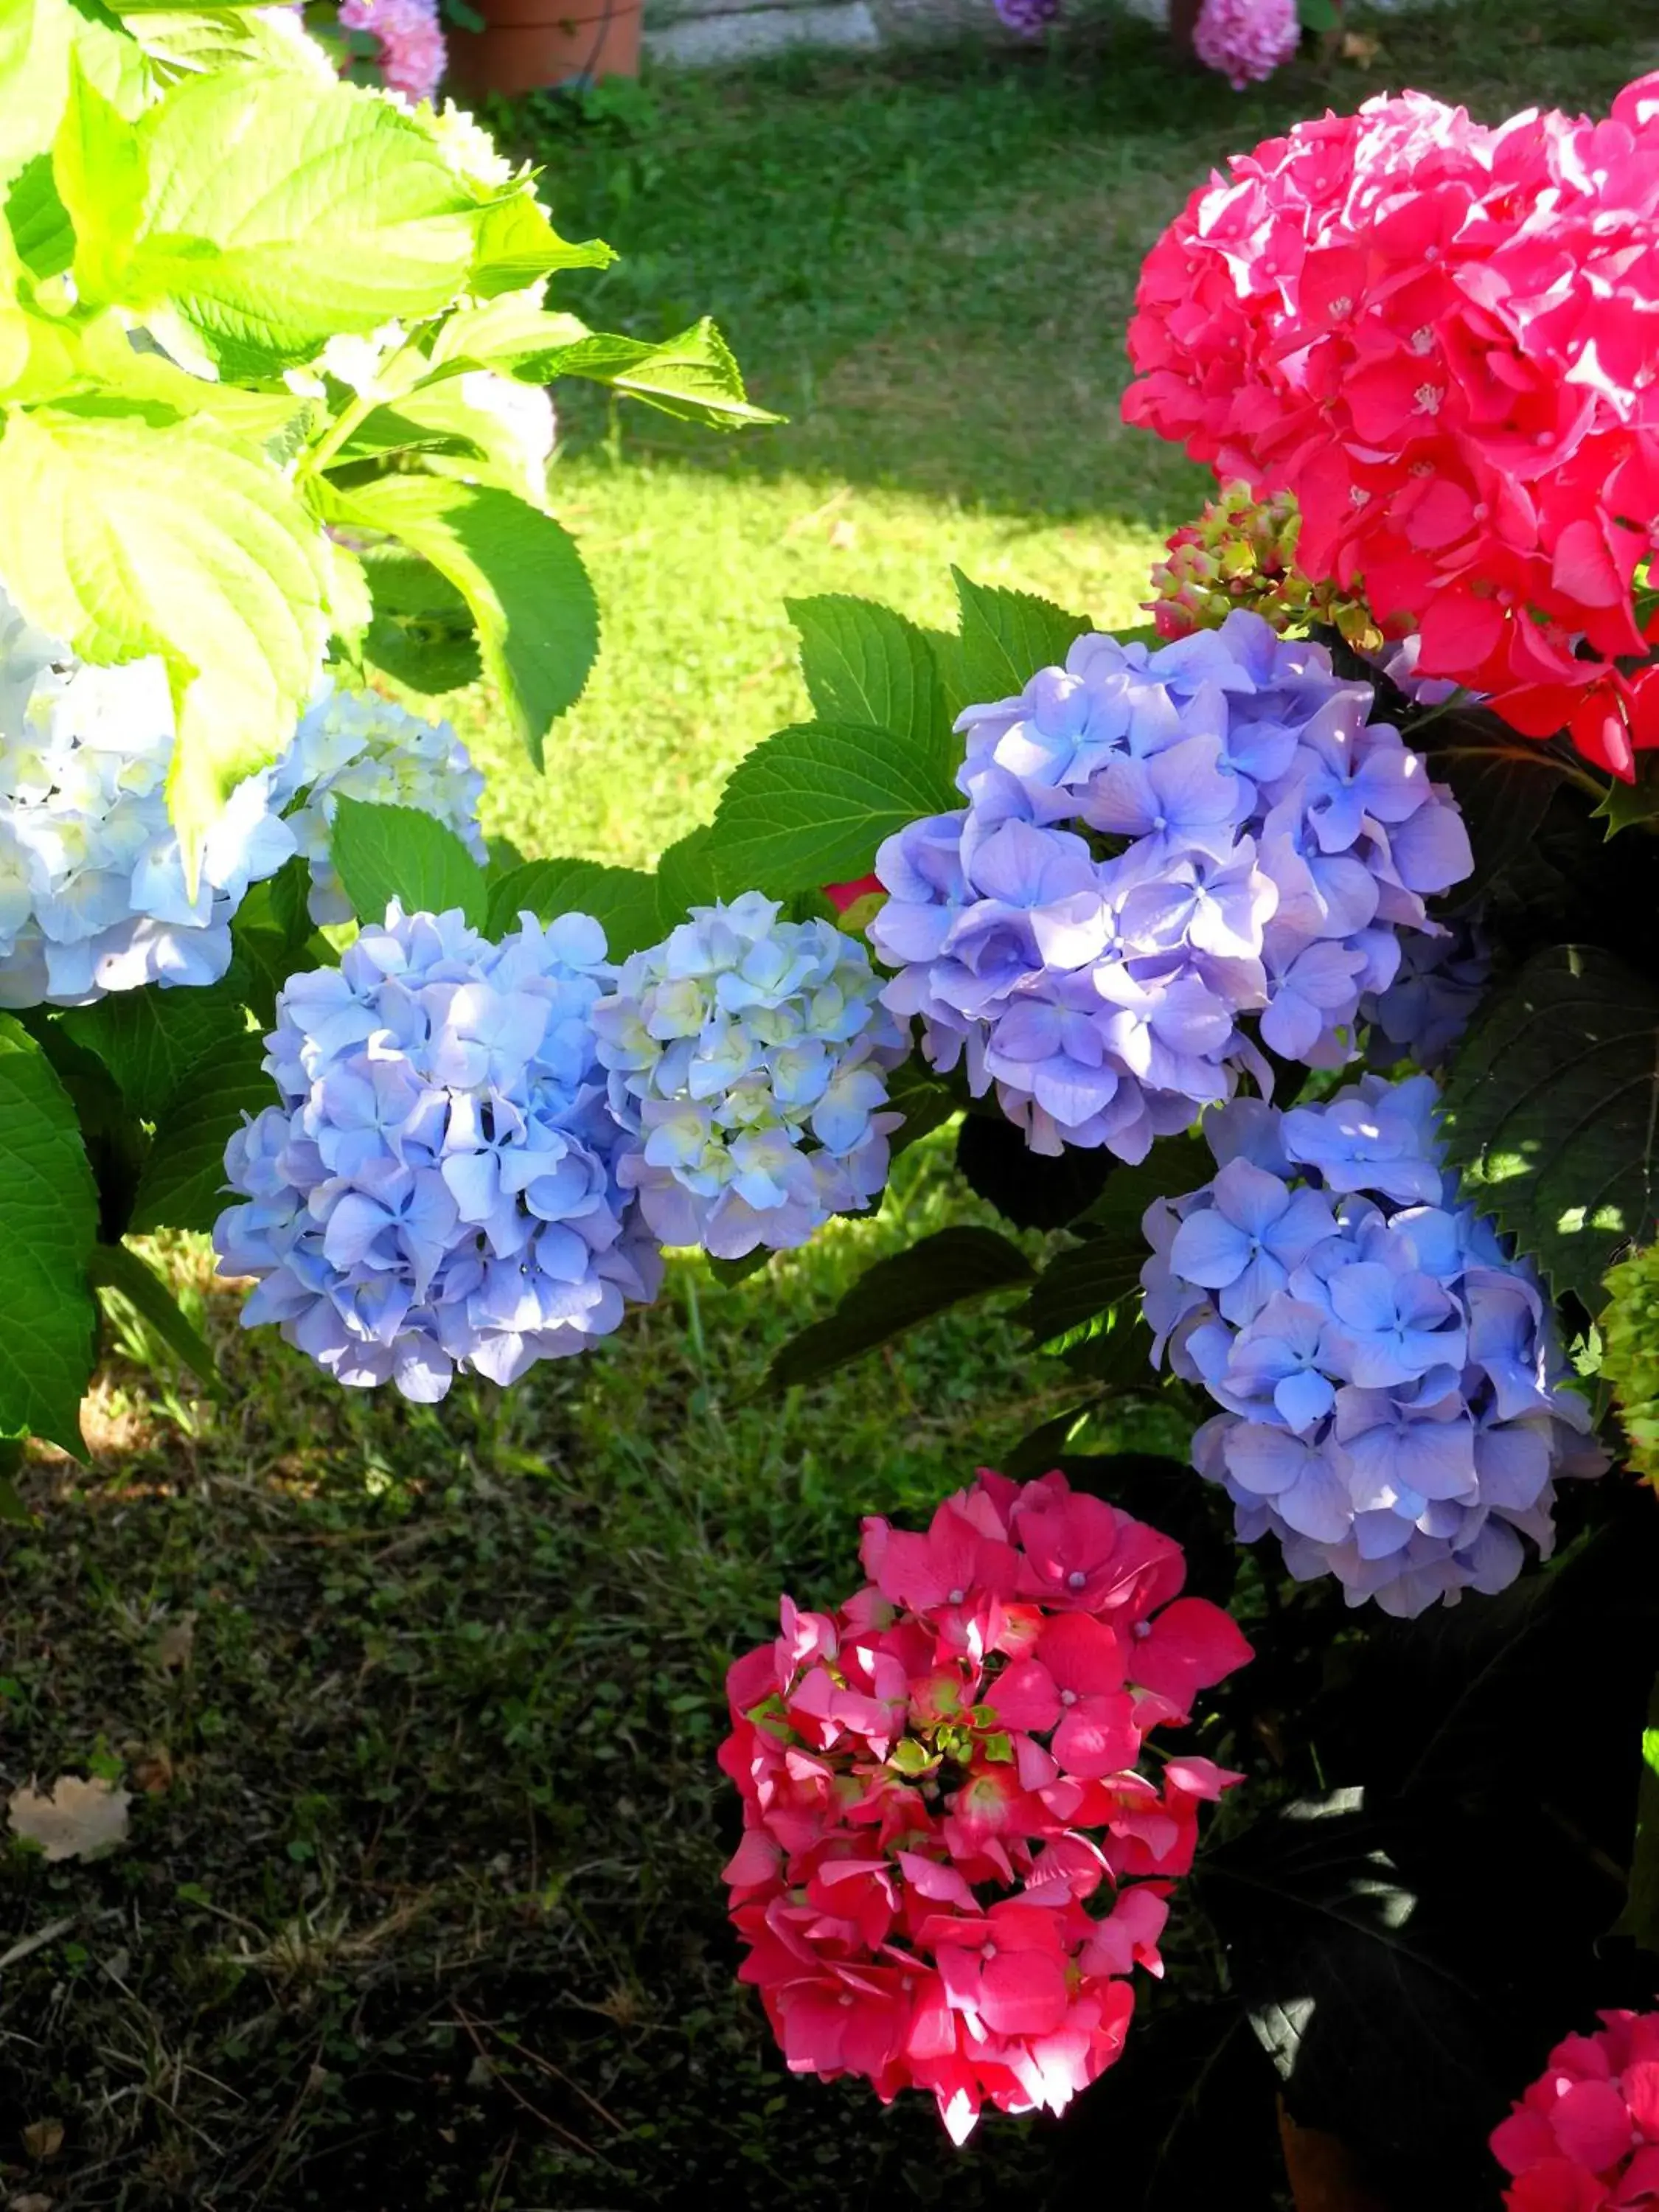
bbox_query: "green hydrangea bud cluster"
[1147,483,1385,650]
[1600,1242,1659,1484]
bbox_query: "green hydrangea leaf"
[129,1028,274,1235]
[952,568,1091,706]
[59,975,254,1124]
[105,67,481,374]
[87,1239,221,1394]
[359,546,481,698]
[485,858,659,957]
[707,721,959,900]
[765,1227,1035,1391]
[467,184,613,299]
[330,796,489,932]
[1440,942,1659,1310]
[0,1014,100,1454]
[786,595,953,762]
[321,471,597,768]
[0,399,333,872]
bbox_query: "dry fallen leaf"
[20,2120,63,2162]
[7,1777,131,1863]
[11,2195,55,2211]
[1341,30,1382,65]
[131,1747,173,1798]
[152,1614,195,1672]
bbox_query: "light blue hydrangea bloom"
[869,611,1473,1163]
[0,588,295,1007]
[213,904,661,1401]
[271,681,488,925]
[591,893,907,1259]
[1140,1073,1604,1617]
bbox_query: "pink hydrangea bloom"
[718,1468,1253,2141]
[1122,73,1659,776]
[339,0,446,104]
[1492,2009,1659,2208]
[1194,0,1300,91]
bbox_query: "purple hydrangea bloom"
[590,894,907,1260]
[1141,1073,1606,1617]
[869,611,1472,1163]
[213,903,661,1402]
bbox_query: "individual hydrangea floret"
[212,903,661,1402]
[720,1468,1252,2143]
[869,611,1472,1163]
[1491,2008,1659,2208]
[1362,915,1490,1073]
[591,894,907,1260]
[1141,1074,1605,1616]
[1193,0,1300,92]
[1599,1243,1659,1487]
[0,588,295,1008]
[271,681,487,925]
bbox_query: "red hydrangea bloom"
[718,1469,1253,2141]
[1122,74,1659,776]
[1492,2008,1659,2208]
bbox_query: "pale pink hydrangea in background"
[1194,0,1301,89]
[339,0,446,103]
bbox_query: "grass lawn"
[3,7,1656,2208]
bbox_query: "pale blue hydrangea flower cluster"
[213,904,661,1402]
[591,893,907,1260]
[0,589,293,1007]
[271,681,487,925]
[868,611,1472,1163]
[1140,1075,1604,1617]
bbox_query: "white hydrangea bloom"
[272,681,488,925]
[459,370,556,503]
[0,588,296,1009]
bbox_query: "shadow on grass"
[508,0,1652,526]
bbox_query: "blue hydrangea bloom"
[1141,1073,1605,1616]
[271,681,488,926]
[213,904,661,1402]
[869,611,1473,1163]
[590,893,906,1259]
[0,588,295,1006]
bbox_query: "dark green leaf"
[88,1239,220,1394]
[1615,1671,1659,1954]
[786,595,953,762]
[0,1474,31,1526]
[0,1015,99,1453]
[951,568,1091,705]
[708,721,959,900]
[1439,943,1659,1309]
[765,1226,1034,1390]
[955,1112,1114,1231]
[1595,754,1659,838]
[29,1016,148,1242]
[323,473,598,767]
[485,856,659,956]
[1197,1792,1491,2163]
[330,796,489,931]
[884,1057,957,1157]
[60,975,253,1122]
[1416,705,1589,898]
[707,1250,771,1289]
[1023,1238,1147,1348]
[654,826,723,930]
[129,1030,274,1235]
[1296,0,1340,27]
[359,544,482,697]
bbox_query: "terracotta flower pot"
[446,0,643,97]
